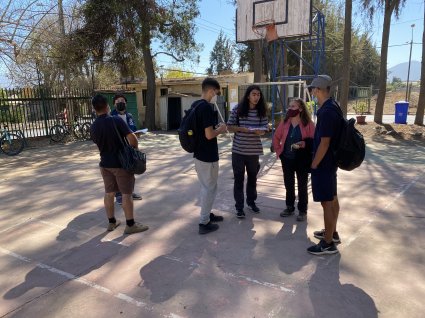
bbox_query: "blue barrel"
[395,101,409,124]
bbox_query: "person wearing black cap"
[306,75,343,255]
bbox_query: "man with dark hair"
[306,75,342,255]
[110,93,142,204]
[194,78,227,234]
[90,94,149,235]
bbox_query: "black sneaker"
[236,209,245,218]
[313,229,341,244]
[248,203,260,213]
[199,222,219,234]
[296,213,307,222]
[307,239,339,255]
[280,206,295,217]
[210,213,224,222]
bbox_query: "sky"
[1,0,424,87]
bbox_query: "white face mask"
[210,94,218,104]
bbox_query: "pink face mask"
[286,109,300,117]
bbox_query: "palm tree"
[340,0,352,117]
[415,2,425,126]
[362,0,406,123]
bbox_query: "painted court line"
[163,255,294,294]
[36,219,130,247]
[0,247,181,318]
[343,170,424,249]
[0,217,129,247]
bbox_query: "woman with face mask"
[272,98,315,221]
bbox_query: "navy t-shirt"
[193,100,219,162]
[313,98,342,170]
[90,114,132,168]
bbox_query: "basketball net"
[252,20,278,43]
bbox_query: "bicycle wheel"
[81,122,92,140]
[72,123,84,139]
[50,125,66,142]
[0,132,25,156]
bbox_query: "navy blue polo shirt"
[90,114,132,168]
[313,98,342,170]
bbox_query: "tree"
[415,4,425,125]
[4,2,99,90]
[339,0,352,117]
[72,0,200,130]
[207,31,235,75]
[164,68,194,79]
[0,0,58,77]
[362,0,406,123]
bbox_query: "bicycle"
[49,113,91,142]
[0,125,25,156]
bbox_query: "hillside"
[388,61,421,82]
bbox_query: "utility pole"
[406,24,415,102]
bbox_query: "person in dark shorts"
[306,75,342,255]
[193,78,227,234]
[111,94,143,204]
[90,94,148,235]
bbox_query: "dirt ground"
[349,90,420,115]
[355,121,425,142]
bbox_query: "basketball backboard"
[236,0,312,42]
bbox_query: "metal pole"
[298,41,303,97]
[406,24,415,101]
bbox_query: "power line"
[197,17,235,33]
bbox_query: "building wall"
[120,72,255,129]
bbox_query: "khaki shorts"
[100,167,135,194]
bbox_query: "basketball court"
[0,1,424,317]
[0,132,424,317]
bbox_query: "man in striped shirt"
[227,85,269,218]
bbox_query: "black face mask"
[116,102,126,112]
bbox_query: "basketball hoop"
[252,20,278,43]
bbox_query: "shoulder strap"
[111,117,127,147]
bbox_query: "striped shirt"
[227,108,269,156]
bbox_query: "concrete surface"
[0,132,424,318]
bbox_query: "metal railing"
[0,88,94,139]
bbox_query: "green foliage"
[164,69,194,78]
[312,0,380,87]
[207,31,235,75]
[232,0,381,86]
[353,101,368,114]
[0,107,24,124]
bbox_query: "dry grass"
[348,91,420,115]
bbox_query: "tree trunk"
[254,41,263,82]
[374,3,393,124]
[340,0,352,118]
[135,1,156,130]
[142,37,156,130]
[415,4,425,125]
[58,0,69,89]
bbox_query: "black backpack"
[178,100,202,153]
[332,104,366,171]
